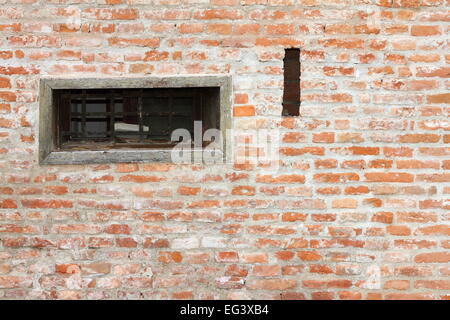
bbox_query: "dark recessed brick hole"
[282,48,301,116]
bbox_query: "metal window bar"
[138,88,144,142]
[81,89,87,138]
[168,92,173,138]
[109,90,115,141]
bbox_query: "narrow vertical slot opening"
[282,48,301,116]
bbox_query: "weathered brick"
[0,0,447,301]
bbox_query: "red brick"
[365,172,414,183]
[179,23,203,34]
[0,199,17,209]
[415,252,450,263]
[282,132,306,143]
[108,37,160,48]
[411,25,441,36]
[104,224,131,235]
[415,280,450,290]
[55,264,80,274]
[207,24,232,35]
[265,24,295,35]
[297,251,322,261]
[256,174,305,184]
[21,199,73,209]
[193,9,243,20]
[311,291,334,300]
[83,8,138,20]
[0,0,446,300]
[233,105,255,117]
[417,67,450,78]
[231,186,255,196]
[313,132,335,143]
[177,186,200,196]
[0,78,11,88]
[280,147,324,156]
[215,252,239,263]
[115,163,139,173]
[314,173,359,183]
[427,93,450,104]
[158,251,182,263]
[248,279,296,290]
[384,280,410,290]
[119,175,165,183]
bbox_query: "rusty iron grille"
[54,88,208,150]
[282,48,301,116]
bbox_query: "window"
[55,88,218,150]
[282,48,300,116]
[39,76,232,164]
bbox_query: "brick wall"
[0,0,449,300]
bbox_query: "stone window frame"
[39,75,232,165]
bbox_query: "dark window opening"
[282,48,300,116]
[54,87,220,150]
